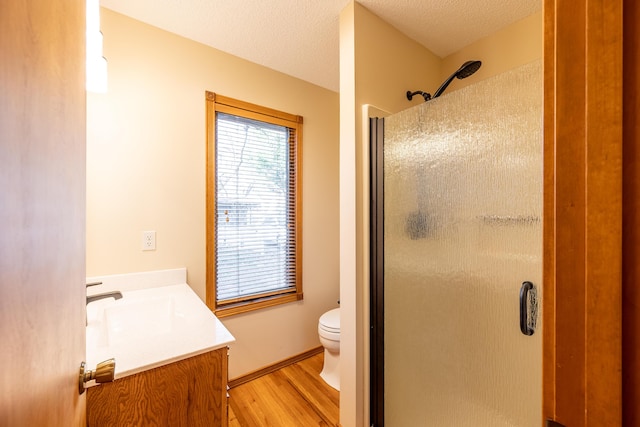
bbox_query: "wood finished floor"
[228,353,339,426]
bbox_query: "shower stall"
[370,60,543,426]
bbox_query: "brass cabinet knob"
[79,358,116,394]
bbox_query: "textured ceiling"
[100,0,541,92]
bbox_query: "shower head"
[456,60,482,78]
[406,60,482,103]
[432,60,482,99]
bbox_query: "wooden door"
[543,0,625,425]
[0,1,87,425]
[623,0,640,425]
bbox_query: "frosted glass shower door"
[382,61,542,426]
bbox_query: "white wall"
[86,8,340,378]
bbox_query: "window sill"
[213,292,303,318]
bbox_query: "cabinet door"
[87,349,228,427]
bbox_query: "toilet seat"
[319,308,340,331]
[318,326,340,341]
[319,323,340,332]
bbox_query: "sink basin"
[104,295,175,346]
[85,283,235,383]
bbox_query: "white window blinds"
[215,112,298,304]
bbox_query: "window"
[205,92,303,317]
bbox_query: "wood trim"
[543,0,623,425]
[206,93,217,310]
[215,292,302,318]
[228,346,323,389]
[206,91,303,124]
[554,1,588,422]
[215,103,301,129]
[205,92,303,315]
[293,114,304,302]
[217,288,298,306]
[584,3,623,424]
[623,0,640,424]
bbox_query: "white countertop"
[85,270,235,385]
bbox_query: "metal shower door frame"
[369,116,385,427]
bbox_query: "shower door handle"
[519,281,535,336]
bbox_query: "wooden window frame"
[205,92,303,317]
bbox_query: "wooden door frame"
[622,1,640,425]
[543,0,627,425]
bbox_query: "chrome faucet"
[86,281,123,305]
[86,291,123,305]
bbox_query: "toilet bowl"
[318,308,340,391]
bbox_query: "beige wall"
[86,9,340,378]
[441,11,543,92]
[339,2,542,426]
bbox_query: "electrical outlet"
[142,231,156,251]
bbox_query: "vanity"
[84,269,235,427]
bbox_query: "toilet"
[318,308,340,390]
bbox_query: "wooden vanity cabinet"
[87,347,228,427]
